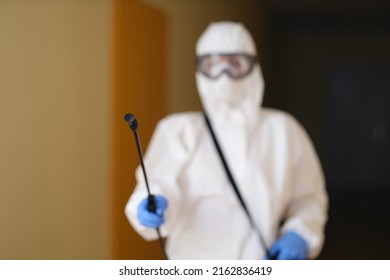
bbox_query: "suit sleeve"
[280,115,328,259]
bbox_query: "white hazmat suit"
[125,21,328,259]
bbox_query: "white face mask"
[198,74,243,107]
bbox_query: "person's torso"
[163,108,296,259]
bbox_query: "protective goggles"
[196,53,257,80]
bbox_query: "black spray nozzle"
[124,113,138,131]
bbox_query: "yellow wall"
[110,0,167,260]
[0,0,110,259]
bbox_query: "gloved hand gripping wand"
[124,113,169,260]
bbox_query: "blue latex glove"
[267,231,308,260]
[137,195,168,228]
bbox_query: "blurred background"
[0,0,389,259]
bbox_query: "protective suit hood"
[196,21,264,120]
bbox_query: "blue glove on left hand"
[267,231,308,260]
[137,195,168,228]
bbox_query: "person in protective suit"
[125,21,328,260]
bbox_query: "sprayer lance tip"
[124,113,135,122]
[124,113,138,131]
